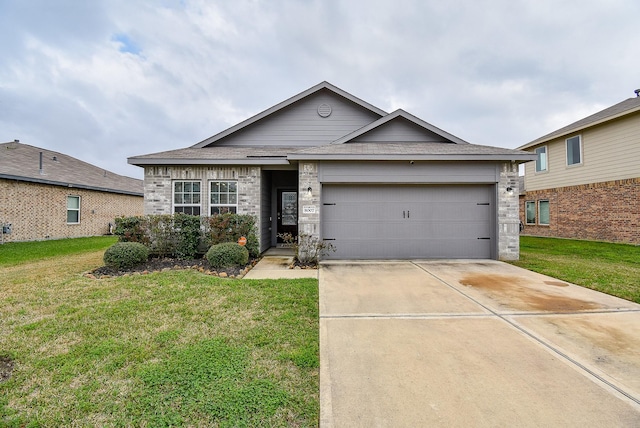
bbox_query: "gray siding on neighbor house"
[213,90,382,147]
[351,117,450,143]
[318,161,500,184]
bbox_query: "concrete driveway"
[319,260,640,427]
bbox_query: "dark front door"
[277,189,298,243]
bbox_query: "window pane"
[174,194,182,204]
[184,194,192,204]
[193,182,200,192]
[539,201,550,225]
[184,182,192,192]
[67,196,79,209]
[211,194,219,204]
[535,147,547,172]
[67,210,79,223]
[220,182,228,192]
[229,182,237,193]
[526,201,536,224]
[567,136,581,165]
[212,182,220,192]
[220,194,228,204]
[229,194,237,204]
[193,194,200,204]
[174,182,183,192]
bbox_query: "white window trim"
[209,180,239,215]
[67,195,81,224]
[172,180,202,215]
[534,145,548,173]
[565,135,583,167]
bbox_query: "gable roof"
[1,141,143,196]
[192,81,387,148]
[129,81,536,166]
[330,109,470,145]
[518,96,640,150]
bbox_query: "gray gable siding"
[212,90,382,147]
[350,117,452,143]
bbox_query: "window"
[535,146,547,172]
[566,135,582,165]
[67,196,80,224]
[538,200,550,225]
[173,181,201,215]
[525,201,536,225]
[210,181,238,215]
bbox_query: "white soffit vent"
[317,103,332,117]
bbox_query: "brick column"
[498,162,520,260]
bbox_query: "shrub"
[103,242,149,269]
[277,232,335,265]
[114,216,149,245]
[206,242,249,269]
[204,213,260,258]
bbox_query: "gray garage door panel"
[322,184,494,259]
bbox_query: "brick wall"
[0,179,143,243]
[520,178,640,244]
[498,162,521,260]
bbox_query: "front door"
[277,189,298,243]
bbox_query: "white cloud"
[1,0,639,177]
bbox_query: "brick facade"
[0,178,143,243]
[498,162,521,260]
[520,178,640,244]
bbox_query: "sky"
[1,0,639,179]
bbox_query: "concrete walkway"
[243,247,317,279]
[319,260,640,427]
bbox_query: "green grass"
[511,236,640,303]
[0,236,117,267]
[0,245,319,427]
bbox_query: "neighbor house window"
[538,200,550,225]
[566,135,582,165]
[173,181,201,215]
[67,196,80,224]
[525,201,536,225]
[535,146,547,172]
[210,181,238,215]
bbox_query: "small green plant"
[277,233,336,265]
[206,242,249,269]
[103,242,150,269]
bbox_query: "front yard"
[511,236,640,304]
[0,237,318,427]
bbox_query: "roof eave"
[518,104,640,150]
[0,174,143,197]
[128,157,291,166]
[287,154,538,162]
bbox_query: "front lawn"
[511,236,640,304]
[0,244,319,427]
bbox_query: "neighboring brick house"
[0,141,143,243]
[517,93,640,244]
[129,82,535,260]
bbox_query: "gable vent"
[317,103,332,118]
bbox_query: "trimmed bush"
[103,242,149,269]
[204,213,260,258]
[206,242,249,269]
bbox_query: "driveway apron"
[319,260,640,427]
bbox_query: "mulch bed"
[88,256,260,279]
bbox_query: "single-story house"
[129,82,535,260]
[517,92,640,244]
[0,141,143,243]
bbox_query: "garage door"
[321,184,494,259]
